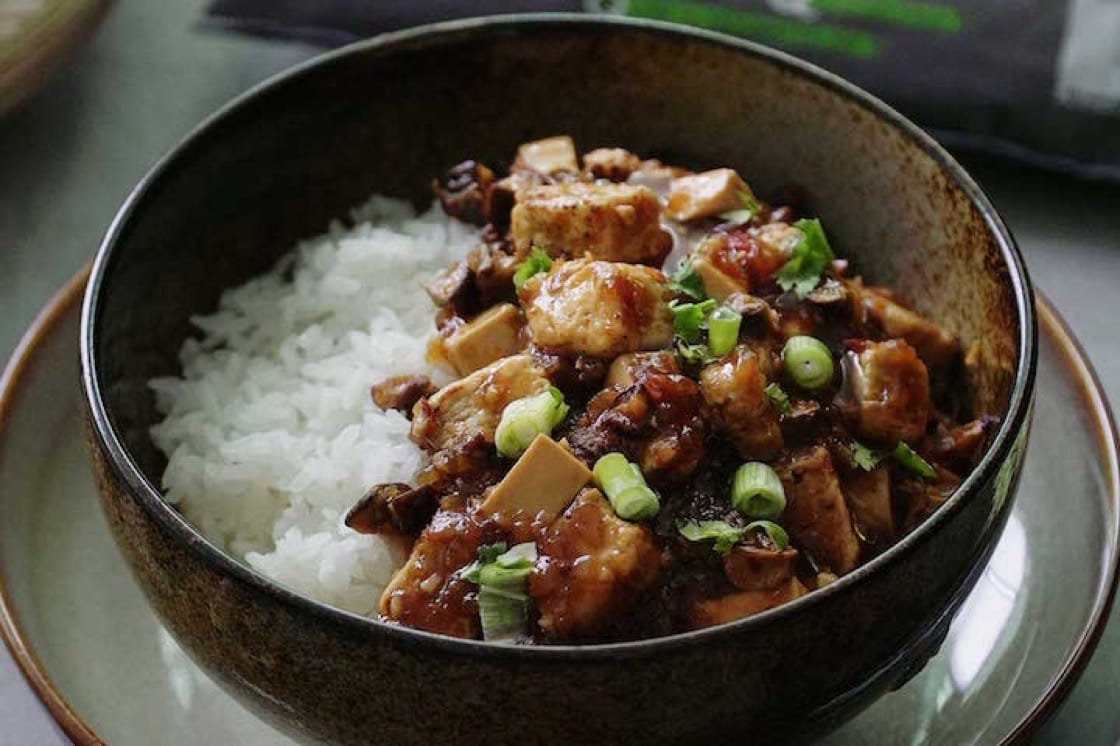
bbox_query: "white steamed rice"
[149,196,480,615]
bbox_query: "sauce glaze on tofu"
[346,136,996,644]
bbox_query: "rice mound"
[149,197,479,615]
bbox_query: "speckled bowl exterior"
[80,16,1036,745]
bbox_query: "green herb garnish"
[675,338,714,366]
[513,247,552,290]
[678,520,747,556]
[851,440,936,479]
[764,383,791,416]
[667,258,707,300]
[892,442,937,479]
[462,542,538,643]
[851,441,884,471]
[670,299,716,343]
[774,218,835,297]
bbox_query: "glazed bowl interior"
[83,16,1033,651]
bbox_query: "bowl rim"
[80,13,1038,660]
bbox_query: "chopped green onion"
[494,387,569,458]
[478,586,530,643]
[851,441,884,471]
[671,299,716,343]
[678,520,745,556]
[764,383,791,416]
[675,338,714,366]
[667,258,707,300]
[892,442,937,479]
[774,218,835,297]
[718,208,754,225]
[593,453,636,496]
[745,520,790,551]
[496,542,538,568]
[463,541,538,643]
[782,335,834,390]
[707,306,742,356]
[593,453,660,521]
[612,485,660,521]
[732,462,786,519]
[513,247,552,290]
[479,562,532,588]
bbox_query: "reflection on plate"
[0,272,1116,745]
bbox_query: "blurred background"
[0,0,1118,742]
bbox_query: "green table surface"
[1,1,1118,743]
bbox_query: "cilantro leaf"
[851,441,884,471]
[678,520,745,556]
[513,247,552,290]
[477,542,508,564]
[774,218,835,297]
[670,299,716,343]
[764,383,791,416]
[667,258,707,300]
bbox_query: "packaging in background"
[206,0,1120,181]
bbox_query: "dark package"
[206,0,1120,181]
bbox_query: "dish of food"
[82,17,1036,743]
[150,134,996,645]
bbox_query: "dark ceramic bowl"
[80,15,1036,745]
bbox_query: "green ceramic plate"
[0,271,1116,744]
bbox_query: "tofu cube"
[410,354,550,453]
[481,435,592,518]
[776,446,860,574]
[691,233,750,301]
[583,147,642,181]
[511,182,671,265]
[518,258,674,358]
[513,136,579,175]
[442,303,524,376]
[840,339,931,444]
[667,168,756,222]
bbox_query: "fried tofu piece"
[530,488,661,639]
[513,135,579,175]
[604,351,680,389]
[410,354,550,453]
[842,466,894,544]
[776,446,860,574]
[722,546,799,592]
[583,147,643,181]
[379,508,488,638]
[692,234,750,301]
[442,303,524,376]
[666,168,756,222]
[861,286,960,370]
[510,182,671,265]
[699,344,783,460]
[481,435,591,519]
[839,339,931,444]
[518,259,674,358]
[688,578,807,628]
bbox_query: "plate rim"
[0,268,1116,745]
